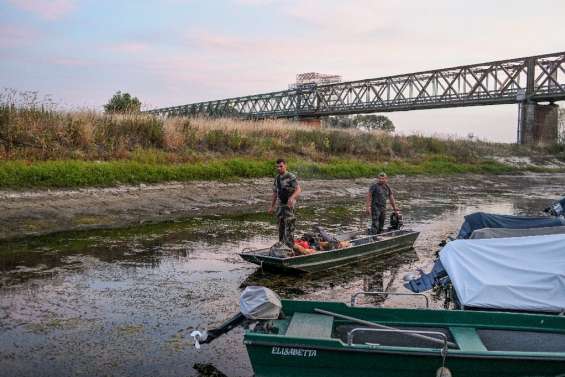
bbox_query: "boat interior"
[254,310,565,354]
[242,229,415,257]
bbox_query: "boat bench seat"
[449,327,487,352]
[285,312,334,339]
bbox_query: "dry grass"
[2,94,563,188]
[1,94,561,164]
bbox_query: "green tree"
[325,116,353,128]
[326,114,395,131]
[352,114,395,132]
[104,91,141,114]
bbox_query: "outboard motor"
[190,286,282,348]
[544,197,565,217]
[239,285,282,320]
[388,212,404,231]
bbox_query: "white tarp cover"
[240,286,282,320]
[470,226,565,239]
[439,234,565,312]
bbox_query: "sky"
[1,0,564,142]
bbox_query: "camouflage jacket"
[273,172,298,205]
[369,182,392,209]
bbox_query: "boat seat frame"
[347,327,449,370]
[448,327,487,352]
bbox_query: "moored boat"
[244,299,565,377]
[439,233,565,313]
[469,225,565,239]
[404,205,565,312]
[239,229,419,273]
[455,211,565,240]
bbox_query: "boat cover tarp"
[456,212,565,239]
[240,286,282,320]
[439,234,565,313]
[470,226,565,239]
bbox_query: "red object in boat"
[294,240,310,249]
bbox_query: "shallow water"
[0,173,563,377]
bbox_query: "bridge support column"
[295,118,321,128]
[518,102,559,144]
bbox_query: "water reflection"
[241,249,418,298]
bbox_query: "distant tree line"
[325,114,395,132]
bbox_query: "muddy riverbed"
[0,173,563,376]
[0,173,561,241]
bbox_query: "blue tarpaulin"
[456,212,565,239]
[546,197,565,217]
[404,260,448,293]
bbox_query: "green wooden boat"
[239,229,419,273]
[244,299,565,377]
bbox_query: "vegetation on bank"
[0,93,563,188]
[0,157,526,189]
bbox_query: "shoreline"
[1,172,562,242]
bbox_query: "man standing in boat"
[269,159,302,247]
[366,172,399,234]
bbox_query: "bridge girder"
[145,51,565,119]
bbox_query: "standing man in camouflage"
[269,159,302,247]
[366,172,399,234]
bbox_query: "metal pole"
[313,308,457,348]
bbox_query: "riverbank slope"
[2,106,565,188]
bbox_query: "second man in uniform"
[366,172,399,234]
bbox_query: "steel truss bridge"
[145,51,565,119]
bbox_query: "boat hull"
[239,230,419,273]
[244,300,565,377]
[245,342,565,377]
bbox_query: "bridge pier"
[295,117,321,128]
[518,102,559,145]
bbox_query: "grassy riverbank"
[1,102,563,188]
[0,156,527,189]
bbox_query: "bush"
[103,91,141,114]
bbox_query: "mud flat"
[1,173,564,241]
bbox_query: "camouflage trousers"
[370,206,386,234]
[276,205,296,247]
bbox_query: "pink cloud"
[185,32,252,51]
[0,25,38,48]
[7,0,76,20]
[50,57,94,67]
[107,42,150,54]
[232,0,276,5]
